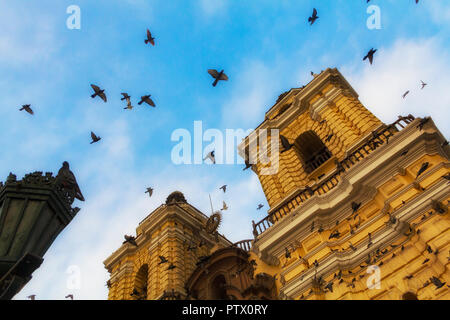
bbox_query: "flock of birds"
[283,199,450,298]
[19,1,449,300]
[280,144,450,298]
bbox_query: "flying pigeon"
[138,95,156,107]
[308,8,318,25]
[280,135,294,153]
[145,29,155,46]
[420,80,427,89]
[243,159,252,171]
[123,235,138,246]
[145,187,153,197]
[204,150,216,164]
[90,131,101,144]
[208,69,228,87]
[121,93,131,101]
[158,256,168,264]
[326,134,334,142]
[167,263,176,270]
[90,84,107,102]
[221,201,228,211]
[121,93,133,110]
[56,161,85,201]
[363,48,377,65]
[402,91,410,99]
[19,104,34,115]
[65,294,73,300]
[220,185,227,193]
[257,204,264,210]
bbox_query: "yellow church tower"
[240,68,450,300]
[104,68,449,300]
[103,191,231,300]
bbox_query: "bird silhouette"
[220,185,227,193]
[329,230,341,240]
[158,256,168,264]
[130,288,140,297]
[430,276,446,289]
[324,281,333,293]
[120,93,130,101]
[56,161,85,201]
[19,104,34,115]
[402,91,410,99]
[325,134,334,142]
[90,84,107,102]
[27,295,36,300]
[285,247,291,259]
[145,29,155,46]
[257,204,264,210]
[363,48,377,65]
[208,69,228,87]
[243,159,252,171]
[416,117,430,131]
[145,187,153,197]
[203,150,216,164]
[280,135,294,153]
[420,80,427,89]
[308,8,318,25]
[90,131,101,144]
[138,95,156,107]
[221,201,228,211]
[65,294,73,300]
[351,202,361,214]
[121,93,133,110]
[167,263,176,270]
[416,162,429,179]
[123,235,138,246]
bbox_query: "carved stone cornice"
[280,177,449,298]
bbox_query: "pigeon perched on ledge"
[56,161,85,202]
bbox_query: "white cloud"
[342,37,450,136]
[220,61,278,129]
[198,0,228,17]
[0,4,58,66]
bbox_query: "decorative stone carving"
[259,250,280,267]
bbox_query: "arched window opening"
[294,131,332,173]
[133,264,149,300]
[402,292,418,300]
[210,275,228,300]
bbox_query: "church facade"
[104,68,449,300]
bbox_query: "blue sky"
[1,0,449,299]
